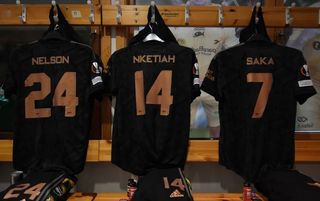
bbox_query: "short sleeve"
[200,55,220,101]
[89,52,104,95]
[294,52,317,104]
[3,51,18,98]
[191,51,201,101]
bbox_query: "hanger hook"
[51,0,59,23]
[218,1,225,25]
[185,1,191,25]
[87,0,95,23]
[150,1,156,24]
[17,0,27,24]
[285,2,295,25]
[115,0,122,24]
[255,1,261,25]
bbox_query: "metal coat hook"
[87,0,95,24]
[318,8,320,25]
[51,0,59,23]
[150,1,156,24]
[218,2,225,25]
[185,1,190,25]
[51,0,56,7]
[255,2,261,24]
[16,0,26,24]
[285,2,296,25]
[115,0,122,24]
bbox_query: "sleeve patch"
[298,79,313,87]
[193,78,200,85]
[92,76,103,85]
[193,63,199,76]
[91,62,101,74]
[300,64,310,77]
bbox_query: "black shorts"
[132,168,193,201]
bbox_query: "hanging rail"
[102,5,320,28]
[1,139,320,162]
[0,4,319,27]
[0,4,101,25]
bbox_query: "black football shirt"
[107,41,200,176]
[0,169,76,201]
[201,40,316,182]
[3,39,103,174]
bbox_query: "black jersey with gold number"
[107,40,200,176]
[201,39,316,182]
[3,39,103,174]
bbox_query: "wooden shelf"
[0,4,101,25]
[102,5,320,28]
[68,193,267,201]
[97,139,320,162]
[0,4,319,28]
[1,139,320,162]
[0,140,100,162]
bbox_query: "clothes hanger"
[246,3,270,43]
[41,2,68,41]
[142,23,165,42]
[128,2,177,45]
[142,1,164,43]
[239,2,270,43]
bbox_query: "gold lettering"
[39,57,46,65]
[32,58,38,65]
[140,55,146,63]
[132,55,176,63]
[161,55,168,63]
[156,55,161,63]
[57,56,62,64]
[268,58,274,65]
[31,56,69,65]
[50,56,55,64]
[133,56,139,63]
[64,56,69,64]
[168,55,175,63]
[247,57,275,66]
[43,57,49,65]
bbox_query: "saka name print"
[246,57,275,65]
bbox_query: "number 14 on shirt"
[134,70,173,116]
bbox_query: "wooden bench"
[1,139,320,162]
[68,193,267,201]
[0,139,317,201]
